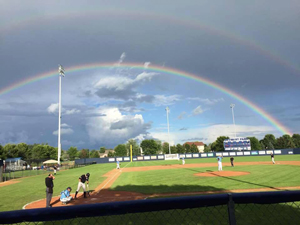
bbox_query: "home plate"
[91,198,98,201]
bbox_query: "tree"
[259,140,266,150]
[16,143,30,160]
[247,137,261,150]
[184,143,191,153]
[204,144,212,153]
[0,144,7,159]
[61,150,70,161]
[155,140,163,154]
[78,149,89,159]
[292,134,300,148]
[100,147,106,153]
[90,150,99,158]
[170,145,177,153]
[190,144,198,153]
[261,134,276,150]
[176,144,185,153]
[108,151,114,157]
[211,136,229,152]
[126,139,140,156]
[162,142,170,154]
[276,135,295,149]
[140,140,159,155]
[4,144,17,158]
[114,144,127,157]
[67,146,78,161]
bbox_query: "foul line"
[96,161,132,194]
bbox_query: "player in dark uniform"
[75,173,89,199]
[86,173,90,196]
[230,157,234,167]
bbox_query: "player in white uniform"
[217,155,223,171]
[182,157,185,165]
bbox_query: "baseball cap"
[67,187,72,191]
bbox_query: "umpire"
[45,173,55,208]
[75,173,89,199]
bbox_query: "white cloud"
[153,95,181,106]
[65,108,81,115]
[188,97,224,105]
[53,128,74,135]
[144,62,151,69]
[61,123,71,128]
[178,111,186,120]
[47,103,59,114]
[151,124,277,145]
[86,107,150,146]
[192,105,204,115]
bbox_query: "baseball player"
[116,160,120,169]
[86,173,90,196]
[75,173,89,199]
[182,157,185,165]
[45,173,55,208]
[60,187,72,205]
[271,153,275,164]
[230,157,234,167]
[217,155,223,171]
[53,165,57,175]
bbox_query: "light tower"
[58,65,65,165]
[165,107,171,154]
[230,103,236,138]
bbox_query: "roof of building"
[184,142,204,146]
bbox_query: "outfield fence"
[0,191,300,225]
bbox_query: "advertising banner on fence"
[201,153,207,157]
[164,154,179,160]
[158,155,164,159]
[274,150,282,154]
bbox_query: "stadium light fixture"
[165,107,171,154]
[58,65,65,165]
[230,104,236,138]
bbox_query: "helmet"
[86,173,90,177]
[67,187,72,191]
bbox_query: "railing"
[0,191,300,224]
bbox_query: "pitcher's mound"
[195,171,250,177]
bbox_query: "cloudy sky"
[0,0,299,149]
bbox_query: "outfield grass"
[127,155,300,167]
[0,163,117,212]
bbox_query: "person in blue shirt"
[60,187,72,205]
[116,160,120,169]
[217,155,223,171]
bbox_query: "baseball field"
[1,155,300,224]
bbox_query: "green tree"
[0,144,7,159]
[16,143,30,160]
[204,144,212,153]
[170,145,177,153]
[262,134,276,150]
[140,140,159,155]
[67,146,78,161]
[211,136,229,152]
[292,134,300,148]
[61,150,70,161]
[276,135,295,149]
[4,144,17,158]
[114,144,127,156]
[90,150,99,158]
[78,149,89,159]
[247,137,262,150]
[126,139,140,156]
[184,143,191,153]
[259,140,266,150]
[108,151,115,157]
[162,142,170,154]
[176,144,185,153]
[155,140,163,154]
[100,147,106,153]
[190,144,198,153]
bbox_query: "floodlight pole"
[58,65,65,165]
[166,107,171,154]
[230,104,236,138]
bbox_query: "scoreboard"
[223,137,251,151]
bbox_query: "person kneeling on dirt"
[60,187,72,205]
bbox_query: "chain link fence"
[0,191,300,225]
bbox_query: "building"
[184,142,205,153]
[99,150,115,158]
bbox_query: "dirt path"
[24,161,300,209]
[0,180,20,187]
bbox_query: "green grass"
[0,163,118,212]
[128,155,300,167]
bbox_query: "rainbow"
[2,9,300,77]
[0,62,292,135]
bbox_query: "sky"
[0,0,300,150]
